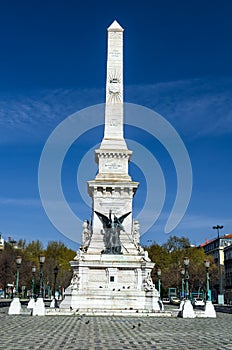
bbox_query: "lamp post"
[204,259,217,317]
[213,225,224,302]
[157,268,161,296]
[181,268,185,300]
[8,255,22,315]
[32,254,46,316]
[213,225,224,240]
[39,254,45,298]
[53,266,59,298]
[15,256,22,297]
[32,266,36,299]
[204,260,210,301]
[184,257,189,299]
[181,257,195,318]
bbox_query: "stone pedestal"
[61,254,161,313]
[8,297,21,315]
[50,298,55,308]
[33,298,46,316]
[27,298,36,309]
[178,300,185,311]
[50,297,59,308]
[205,300,216,318]
[179,299,196,318]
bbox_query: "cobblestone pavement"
[0,308,231,350]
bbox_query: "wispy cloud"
[126,77,232,138]
[0,77,231,144]
[0,88,104,143]
[0,197,40,207]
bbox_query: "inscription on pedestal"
[104,162,122,171]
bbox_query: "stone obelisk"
[101,20,127,150]
[60,21,161,314]
[87,20,139,254]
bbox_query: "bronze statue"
[95,210,131,254]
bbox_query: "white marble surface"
[60,21,161,314]
[8,297,21,315]
[27,298,36,309]
[204,300,216,318]
[180,299,196,318]
[33,297,46,316]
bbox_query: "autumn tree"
[162,235,191,252]
[43,241,75,296]
[0,239,75,298]
[0,243,17,297]
[145,236,218,298]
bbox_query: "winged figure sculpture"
[95,210,131,254]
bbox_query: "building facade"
[200,234,232,302]
[224,244,232,304]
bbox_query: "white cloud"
[0,197,40,207]
[0,77,231,144]
[126,77,232,138]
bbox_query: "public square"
[0,307,231,350]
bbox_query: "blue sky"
[0,0,232,250]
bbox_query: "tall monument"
[60,21,161,313]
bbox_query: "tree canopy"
[145,236,218,297]
[0,240,75,298]
[0,235,218,299]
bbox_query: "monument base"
[60,253,162,314]
[204,300,216,318]
[27,298,36,309]
[8,297,21,315]
[179,299,196,318]
[50,297,59,308]
[33,297,46,316]
[61,287,162,313]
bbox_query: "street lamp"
[8,255,22,315]
[15,256,22,297]
[39,254,45,298]
[180,268,185,300]
[213,225,224,301]
[157,268,161,295]
[53,266,59,298]
[32,266,36,299]
[184,257,190,299]
[213,225,224,240]
[204,260,210,301]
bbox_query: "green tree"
[0,243,17,297]
[0,239,75,298]
[162,235,191,252]
[43,241,75,297]
[145,236,218,298]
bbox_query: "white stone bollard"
[181,299,196,318]
[204,300,216,318]
[8,297,22,315]
[27,298,36,309]
[33,297,46,316]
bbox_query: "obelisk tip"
[108,20,124,32]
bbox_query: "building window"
[110,276,114,282]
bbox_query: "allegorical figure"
[132,220,140,247]
[95,210,130,254]
[81,220,91,251]
[132,219,146,255]
[144,272,154,291]
[70,271,80,291]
